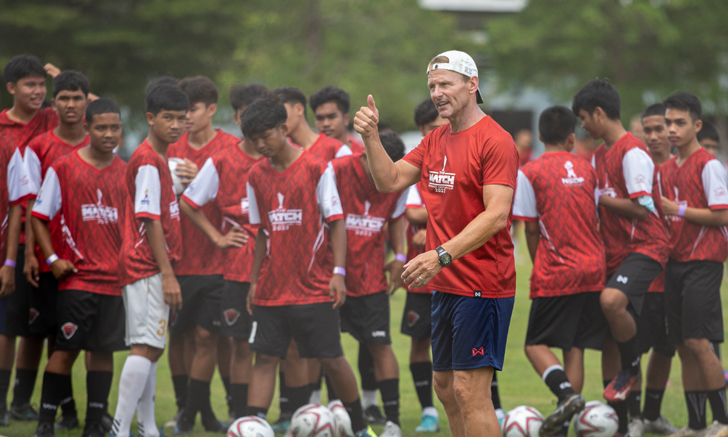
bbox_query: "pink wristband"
[678,203,687,218]
[333,266,346,276]
[394,253,407,263]
[4,259,15,269]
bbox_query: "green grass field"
[3,234,727,437]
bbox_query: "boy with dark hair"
[165,76,237,434]
[230,84,271,128]
[513,106,606,437]
[243,98,376,437]
[697,121,720,157]
[413,98,447,137]
[573,79,669,436]
[659,92,728,437]
[111,84,187,437]
[310,86,363,152]
[31,99,127,437]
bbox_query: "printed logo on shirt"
[268,193,303,231]
[61,322,78,340]
[561,161,585,185]
[241,197,249,215]
[82,189,119,224]
[141,189,150,205]
[20,174,29,187]
[170,199,180,220]
[716,187,727,198]
[346,200,386,236]
[634,175,647,185]
[35,189,43,206]
[601,178,617,198]
[428,156,455,193]
[474,290,482,298]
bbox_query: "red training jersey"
[402,116,518,298]
[405,184,429,294]
[0,137,32,264]
[306,133,352,161]
[513,152,605,298]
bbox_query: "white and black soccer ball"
[502,405,544,437]
[573,401,619,437]
[328,400,353,437]
[290,404,337,437]
[168,157,185,195]
[227,416,275,437]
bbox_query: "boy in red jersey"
[513,106,607,437]
[165,76,237,433]
[31,99,127,437]
[659,93,728,437]
[310,86,364,153]
[243,98,376,437]
[111,84,187,437]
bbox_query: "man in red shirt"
[355,50,518,437]
[659,93,728,437]
[311,86,364,153]
[31,99,126,437]
[513,106,606,436]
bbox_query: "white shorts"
[122,273,169,349]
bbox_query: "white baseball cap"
[426,50,483,104]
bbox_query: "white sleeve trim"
[182,157,219,207]
[512,170,538,218]
[317,162,344,220]
[9,148,30,203]
[32,167,62,220]
[246,182,261,225]
[623,148,654,196]
[24,147,42,196]
[134,164,162,217]
[406,185,424,208]
[334,145,353,158]
[702,159,728,207]
[391,190,408,219]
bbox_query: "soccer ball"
[290,404,337,437]
[573,401,619,437]
[227,416,275,437]
[328,400,354,437]
[502,405,544,437]
[168,157,185,195]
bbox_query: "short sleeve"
[24,146,42,196]
[406,185,424,209]
[482,139,519,188]
[31,167,62,221]
[512,170,538,221]
[9,148,31,204]
[246,182,261,225]
[317,162,344,222]
[334,145,352,158]
[134,164,162,219]
[622,148,654,198]
[702,159,728,210]
[402,136,428,169]
[182,157,219,210]
[390,190,408,220]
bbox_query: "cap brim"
[476,89,484,104]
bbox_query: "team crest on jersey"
[224,308,240,326]
[346,200,385,236]
[406,310,420,328]
[268,193,302,231]
[61,322,78,340]
[141,189,150,205]
[82,189,119,224]
[28,308,39,324]
[561,161,585,185]
[428,156,455,193]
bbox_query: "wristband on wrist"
[678,203,687,218]
[46,254,59,267]
[333,266,346,276]
[4,259,15,269]
[394,253,407,263]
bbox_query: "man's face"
[427,69,474,120]
[578,109,603,140]
[700,138,720,156]
[185,102,215,134]
[86,113,122,154]
[315,102,348,141]
[419,115,447,136]
[665,108,701,149]
[248,125,289,158]
[641,115,671,157]
[7,75,47,112]
[52,89,87,125]
[148,110,186,144]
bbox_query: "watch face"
[441,252,452,265]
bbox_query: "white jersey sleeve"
[512,170,538,220]
[24,147,42,196]
[9,148,30,204]
[334,145,353,158]
[702,159,728,209]
[31,167,62,221]
[391,190,408,220]
[134,164,162,219]
[622,148,655,198]
[406,185,424,209]
[246,182,261,225]
[182,157,219,209]
[317,162,344,221]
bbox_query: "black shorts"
[637,292,675,357]
[401,292,432,340]
[170,275,224,336]
[665,260,724,344]
[525,293,608,351]
[4,245,33,337]
[340,291,391,345]
[220,280,252,340]
[55,289,127,352]
[249,302,343,359]
[28,272,58,336]
[605,253,663,316]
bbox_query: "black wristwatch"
[435,246,452,267]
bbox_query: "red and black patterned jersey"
[348,137,366,154]
[659,148,728,263]
[405,183,428,277]
[513,152,605,298]
[31,152,126,295]
[167,130,238,276]
[182,144,264,282]
[331,154,406,297]
[306,133,352,162]
[0,137,32,264]
[119,141,182,286]
[593,133,669,274]
[247,150,343,306]
[25,131,90,273]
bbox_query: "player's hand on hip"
[385,259,405,295]
[24,250,40,287]
[175,159,199,183]
[0,265,15,298]
[353,95,380,139]
[246,283,256,315]
[162,272,182,310]
[402,250,442,290]
[330,274,347,309]
[50,259,77,280]
[661,196,678,215]
[216,226,248,249]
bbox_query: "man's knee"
[253,353,279,368]
[683,338,713,356]
[319,356,347,375]
[600,288,627,316]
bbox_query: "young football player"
[111,84,187,437]
[697,121,720,157]
[310,86,363,152]
[31,99,127,437]
[513,106,606,437]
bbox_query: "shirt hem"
[181,194,202,210]
[135,212,161,220]
[512,215,537,222]
[253,296,332,306]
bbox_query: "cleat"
[165,409,184,429]
[644,416,679,435]
[668,427,708,437]
[380,421,402,437]
[55,414,79,430]
[541,393,585,436]
[0,409,8,427]
[203,419,228,434]
[81,421,106,437]
[10,402,40,421]
[271,417,292,433]
[355,425,378,437]
[415,414,440,433]
[603,370,638,402]
[34,421,55,437]
[100,411,114,433]
[173,417,194,435]
[628,417,645,437]
[705,422,728,437]
[363,405,387,426]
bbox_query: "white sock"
[309,389,322,405]
[362,390,378,408]
[137,361,159,437]
[422,406,439,418]
[112,355,152,437]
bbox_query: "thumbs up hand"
[354,94,380,139]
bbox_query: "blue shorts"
[431,291,514,372]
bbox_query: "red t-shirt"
[513,152,605,298]
[26,131,90,273]
[659,148,728,263]
[331,154,406,297]
[247,150,343,306]
[405,184,428,291]
[402,116,518,298]
[167,130,238,276]
[119,141,182,285]
[593,133,669,274]
[348,137,365,154]
[31,152,126,295]
[307,133,352,161]
[0,137,33,264]
[182,144,264,282]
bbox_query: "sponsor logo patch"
[472,347,485,356]
[224,308,240,326]
[61,322,78,340]
[428,156,455,193]
[268,193,302,231]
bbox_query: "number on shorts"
[157,319,167,336]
